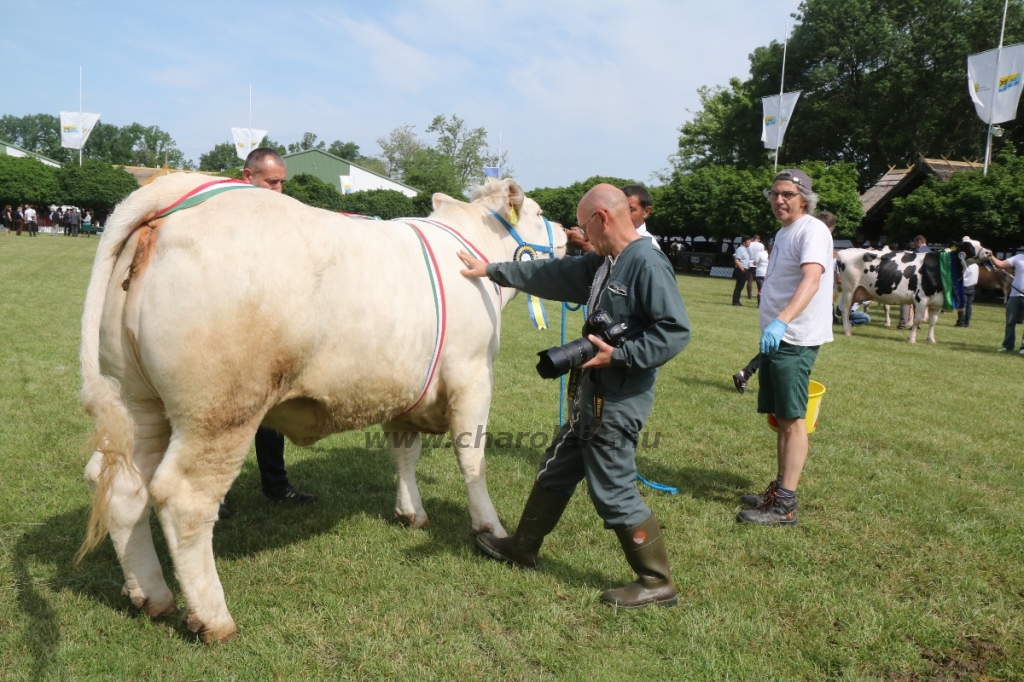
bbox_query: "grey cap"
[774,168,812,190]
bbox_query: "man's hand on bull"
[458,250,488,278]
[580,334,614,369]
[760,318,789,355]
[565,227,595,253]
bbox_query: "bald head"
[576,184,638,257]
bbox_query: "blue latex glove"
[760,318,789,355]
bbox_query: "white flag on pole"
[761,91,801,150]
[967,43,1024,125]
[231,127,269,161]
[59,111,101,150]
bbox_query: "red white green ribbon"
[398,221,448,415]
[153,179,257,220]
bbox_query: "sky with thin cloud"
[0,1,798,190]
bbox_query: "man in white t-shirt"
[747,234,765,301]
[24,205,38,237]
[732,236,752,306]
[955,263,979,328]
[737,168,833,527]
[989,252,1024,353]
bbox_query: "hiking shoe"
[260,485,319,505]
[736,491,797,526]
[732,371,748,394]
[998,347,1009,352]
[739,480,777,509]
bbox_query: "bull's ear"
[496,179,525,225]
[432,193,456,211]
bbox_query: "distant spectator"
[62,209,72,236]
[14,205,24,236]
[955,263,978,328]
[898,235,931,329]
[2,205,11,236]
[69,208,81,237]
[83,211,93,237]
[24,205,37,237]
[988,252,1024,353]
[732,235,752,306]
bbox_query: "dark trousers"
[536,415,650,530]
[732,269,747,304]
[27,221,37,237]
[956,286,975,327]
[255,426,289,495]
[742,353,761,378]
[1002,297,1024,350]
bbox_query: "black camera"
[536,311,628,379]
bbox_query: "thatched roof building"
[860,155,981,242]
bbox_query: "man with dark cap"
[737,169,833,526]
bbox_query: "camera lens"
[536,337,597,379]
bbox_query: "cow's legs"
[149,424,254,643]
[449,405,506,538]
[383,424,429,528]
[924,304,940,343]
[840,290,854,336]
[907,300,928,343]
[883,305,892,328]
[85,402,175,618]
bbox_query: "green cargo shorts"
[757,341,820,420]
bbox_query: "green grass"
[1,235,1022,680]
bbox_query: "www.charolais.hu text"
[363,426,663,450]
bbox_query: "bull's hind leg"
[149,424,255,643]
[383,423,429,528]
[85,401,175,618]
[924,303,940,343]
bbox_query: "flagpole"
[79,66,83,167]
[984,0,1010,175]
[775,20,789,170]
[248,84,252,157]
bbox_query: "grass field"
[1,235,1022,680]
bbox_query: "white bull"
[77,174,566,642]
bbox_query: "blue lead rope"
[558,301,677,495]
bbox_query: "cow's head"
[955,236,993,264]
[432,179,566,261]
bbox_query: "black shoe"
[739,480,777,508]
[732,371,748,394]
[218,498,233,520]
[737,491,797,526]
[260,484,319,505]
[732,302,742,307]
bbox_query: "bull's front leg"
[382,423,429,528]
[449,409,506,539]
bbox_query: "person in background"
[955,263,978,328]
[753,239,770,307]
[14,205,24,236]
[24,205,37,237]
[82,210,93,237]
[2,205,11,235]
[69,208,81,237]
[988,251,1024,354]
[732,236,752,306]
[564,183,659,254]
[219,147,319,521]
[747,234,765,301]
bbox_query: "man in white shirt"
[747,234,765,301]
[737,169,833,526]
[955,263,979,328]
[988,252,1024,352]
[732,236,752,306]
[565,184,659,253]
[24,205,37,237]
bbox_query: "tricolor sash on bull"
[152,178,258,219]
[489,209,555,329]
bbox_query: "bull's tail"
[76,173,214,565]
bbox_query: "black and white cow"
[837,237,992,343]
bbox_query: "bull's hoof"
[393,512,429,528]
[123,584,176,618]
[185,610,238,644]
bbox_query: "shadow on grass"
[11,443,493,660]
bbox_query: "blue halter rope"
[489,210,555,256]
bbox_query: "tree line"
[0,156,137,216]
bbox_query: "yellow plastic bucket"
[767,380,826,434]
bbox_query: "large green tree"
[675,0,1024,188]
[59,160,139,212]
[282,173,344,211]
[0,156,61,205]
[527,175,638,228]
[199,142,242,172]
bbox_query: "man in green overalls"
[458,184,690,608]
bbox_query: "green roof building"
[282,149,418,197]
[0,139,61,167]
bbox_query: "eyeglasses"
[763,189,800,201]
[577,211,601,232]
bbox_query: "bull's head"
[956,236,993,264]
[433,178,567,261]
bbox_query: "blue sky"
[0,1,798,189]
